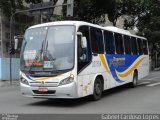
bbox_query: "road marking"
[141,77,160,81]
[140,79,153,81]
[151,77,160,79]
[138,82,150,86]
[146,82,160,87]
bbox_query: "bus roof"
[104,26,146,40]
[104,26,131,35]
[29,21,92,29]
[29,21,146,40]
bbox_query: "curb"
[0,80,19,87]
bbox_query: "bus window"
[143,40,148,55]
[104,31,115,54]
[131,37,138,55]
[90,27,104,54]
[114,33,124,54]
[137,38,143,55]
[78,26,92,72]
[124,35,131,54]
[95,29,104,53]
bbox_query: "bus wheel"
[92,77,103,101]
[130,72,138,88]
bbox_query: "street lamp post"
[9,12,17,85]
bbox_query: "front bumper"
[20,82,78,99]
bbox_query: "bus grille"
[29,81,59,87]
[32,90,56,94]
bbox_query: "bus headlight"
[20,78,29,85]
[59,76,74,86]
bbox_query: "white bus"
[20,21,149,100]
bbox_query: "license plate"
[38,88,48,92]
[43,61,54,69]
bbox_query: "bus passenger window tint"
[143,40,148,55]
[114,33,124,54]
[104,31,115,54]
[124,35,131,54]
[137,38,143,55]
[95,30,104,53]
[131,37,138,54]
[90,28,99,53]
[90,28,104,54]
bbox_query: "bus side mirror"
[77,32,87,49]
[14,36,18,50]
[81,37,87,49]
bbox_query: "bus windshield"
[20,25,75,75]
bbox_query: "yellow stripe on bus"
[117,57,144,78]
[99,54,110,74]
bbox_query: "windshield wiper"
[44,40,58,72]
[28,39,45,73]
[28,39,58,74]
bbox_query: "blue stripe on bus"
[105,54,141,83]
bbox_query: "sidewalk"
[0,80,19,87]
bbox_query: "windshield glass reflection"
[20,25,75,75]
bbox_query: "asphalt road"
[0,71,160,114]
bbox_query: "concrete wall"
[0,58,20,80]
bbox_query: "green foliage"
[0,0,54,18]
[0,0,20,18]
[0,0,40,18]
[71,0,106,23]
[69,0,147,26]
[71,0,120,25]
[136,0,160,45]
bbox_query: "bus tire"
[91,77,103,101]
[130,71,138,88]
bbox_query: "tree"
[0,0,59,31]
[0,0,59,20]
[63,0,106,24]
[136,0,160,68]
[64,0,141,26]
[63,0,115,24]
[0,0,24,18]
